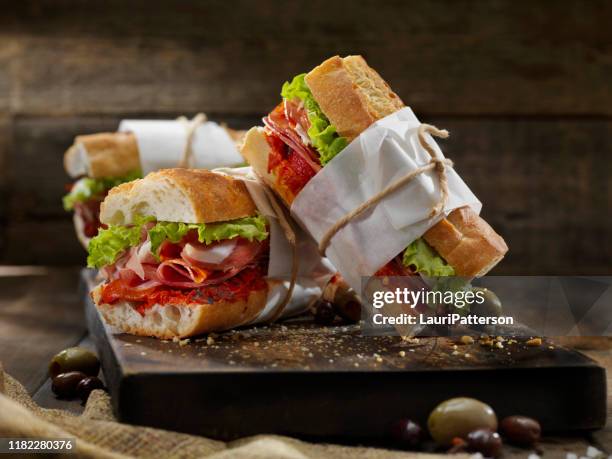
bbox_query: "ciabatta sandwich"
[88,169,271,339]
[241,55,508,278]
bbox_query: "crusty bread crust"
[100,168,258,226]
[424,206,508,277]
[64,132,140,179]
[92,284,268,338]
[240,128,298,206]
[305,55,404,142]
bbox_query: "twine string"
[261,186,299,323]
[176,113,207,168]
[317,123,452,256]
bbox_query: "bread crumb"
[495,341,504,349]
[140,352,147,356]
[399,351,406,357]
[526,337,542,347]
[459,335,474,345]
[354,362,360,367]
[206,336,215,345]
[179,338,190,347]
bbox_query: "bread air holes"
[152,311,163,326]
[107,210,125,225]
[130,201,151,220]
[163,305,181,323]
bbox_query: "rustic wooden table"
[1,267,610,457]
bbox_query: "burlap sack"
[0,362,459,459]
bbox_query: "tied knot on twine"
[318,123,452,256]
[176,113,207,168]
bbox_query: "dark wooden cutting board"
[84,273,606,441]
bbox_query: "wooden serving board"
[84,275,607,441]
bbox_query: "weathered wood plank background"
[0,0,610,273]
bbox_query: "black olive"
[76,376,106,402]
[51,371,87,399]
[500,416,541,446]
[390,418,423,448]
[466,428,502,457]
[49,347,100,378]
[313,300,336,325]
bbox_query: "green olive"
[428,397,498,446]
[49,347,100,378]
[471,287,503,317]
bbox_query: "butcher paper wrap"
[215,167,335,324]
[119,119,244,174]
[291,107,481,293]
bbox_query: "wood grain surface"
[0,268,606,456]
[0,0,610,273]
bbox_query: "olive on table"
[390,418,423,448]
[49,347,100,378]
[466,428,503,457]
[471,288,503,317]
[332,288,361,322]
[313,300,337,325]
[500,416,541,446]
[428,397,498,446]
[51,371,87,399]
[76,376,105,402]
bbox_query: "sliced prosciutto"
[264,103,321,173]
[103,232,269,292]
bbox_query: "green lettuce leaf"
[147,215,268,255]
[63,170,142,211]
[87,214,269,269]
[402,238,455,277]
[281,74,348,165]
[87,225,142,269]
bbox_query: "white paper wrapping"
[214,167,335,324]
[291,107,481,292]
[118,119,244,174]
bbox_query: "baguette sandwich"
[88,169,271,339]
[63,127,246,248]
[241,55,508,278]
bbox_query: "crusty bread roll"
[305,55,404,142]
[240,55,508,277]
[241,127,298,205]
[64,127,247,180]
[100,168,257,226]
[64,132,140,179]
[92,168,271,339]
[92,284,268,339]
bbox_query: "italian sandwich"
[88,169,272,339]
[63,126,245,247]
[241,55,508,279]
